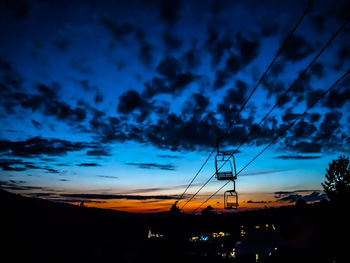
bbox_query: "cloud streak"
[125,162,176,171]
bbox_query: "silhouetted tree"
[322,155,350,205]
[170,201,180,214]
[295,197,307,208]
[319,197,329,209]
[201,205,215,216]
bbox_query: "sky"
[0,0,349,213]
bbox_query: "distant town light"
[200,236,208,241]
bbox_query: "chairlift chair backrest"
[215,152,237,180]
[224,189,238,209]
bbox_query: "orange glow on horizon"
[67,196,285,213]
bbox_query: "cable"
[178,0,315,203]
[179,150,214,199]
[192,70,350,213]
[232,15,350,155]
[218,0,315,143]
[182,15,350,210]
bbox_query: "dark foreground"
[1,189,348,263]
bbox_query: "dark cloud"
[310,13,328,33]
[46,198,107,204]
[262,78,285,100]
[86,146,111,157]
[236,33,260,66]
[302,191,328,202]
[260,20,279,37]
[292,121,317,139]
[100,16,154,67]
[282,111,299,122]
[30,192,54,197]
[0,58,22,92]
[79,80,96,91]
[94,91,104,104]
[181,41,201,70]
[1,82,87,124]
[223,80,248,105]
[275,189,321,197]
[97,175,118,179]
[310,62,324,79]
[240,169,287,177]
[143,76,168,98]
[281,35,314,62]
[52,36,72,52]
[306,89,324,108]
[139,41,153,67]
[309,113,321,123]
[225,55,241,74]
[275,155,321,160]
[117,90,155,122]
[0,180,45,191]
[158,0,181,27]
[76,163,100,167]
[124,184,200,194]
[117,90,149,114]
[143,56,197,97]
[246,200,272,204]
[321,76,350,109]
[336,45,350,70]
[162,32,182,51]
[101,16,136,42]
[31,119,42,130]
[125,162,176,171]
[213,69,232,90]
[276,190,327,203]
[269,61,285,77]
[209,32,260,89]
[143,113,223,151]
[45,167,60,174]
[0,159,28,171]
[284,141,322,153]
[2,0,30,20]
[215,80,249,124]
[182,93,209,117]
[60,193,180,200]
[157,56,181,79]
[157,154,181,159]
[205,28,233,68]
[0,137,89,158]
[278,193,301,203]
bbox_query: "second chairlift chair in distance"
[215,138,238,209]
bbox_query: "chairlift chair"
[215,152,237,180]
[224,182,238,209]
[215,138,239,209]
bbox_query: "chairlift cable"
[192,70,350,213]
[182,14,350,210]
[177,0,315,204]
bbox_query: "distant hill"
[1,188,148,262]
[1,189,347,263]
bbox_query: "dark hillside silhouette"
[1,187,349,262]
